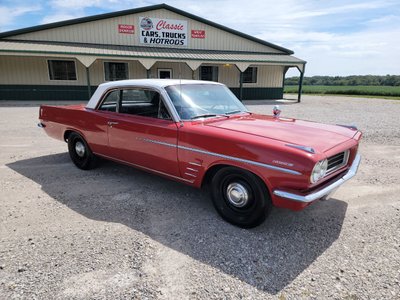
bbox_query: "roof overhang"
[0,40,306,70]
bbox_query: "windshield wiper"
[224,110,243,115]
[191,114,225,120]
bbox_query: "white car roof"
[86,79,223,109]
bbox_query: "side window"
[98,90,119,112]
[120,89,171,120]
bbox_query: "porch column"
[239,71,244,101]
[297,63,306,103]
[86,67,91,99]
[235,63,250,101]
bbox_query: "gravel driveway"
[0,95,399,299]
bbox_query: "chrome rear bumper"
[273,154,361,203]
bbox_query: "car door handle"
[107,121,119,127]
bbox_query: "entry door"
[158,68,172,79]
[107,88,180,177]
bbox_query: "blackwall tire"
[211,167,272,228]
[67,132,98,170]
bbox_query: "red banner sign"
[191,30,205,39]
[118,24,134,34]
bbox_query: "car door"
[106,87,180,177]
[84,89,120,156]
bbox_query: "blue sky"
[1,0,399,76]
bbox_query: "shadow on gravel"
[8,153,347,295]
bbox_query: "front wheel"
[67,132,98,170]
[210,167,272,228]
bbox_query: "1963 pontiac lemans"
[38,79,361,228]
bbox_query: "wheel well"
[201,164,271,193]
[201,164,229,189]
[64,130,74,142]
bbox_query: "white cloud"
[41,13,86,24]
[0,5,41,31]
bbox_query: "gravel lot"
[0,95,399,299]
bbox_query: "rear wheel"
[67,132,98,170]
[210,167,272,228]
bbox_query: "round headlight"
[310,159,328,183]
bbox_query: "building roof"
[0,40,305,65]
[0,3,294,55]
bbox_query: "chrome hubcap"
[226,182,249,208]
[75,141,85,157]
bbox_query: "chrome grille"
[326,150,350,175]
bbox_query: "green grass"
[284,85,400,99]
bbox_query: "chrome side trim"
[186,167,199,172]
[273,154,361,203]
[188,162,202,167]
[93,152,195,184]
[285,144,315,154]
[177,145,302,175]
[184,172,197,178]
[139,138,302,176]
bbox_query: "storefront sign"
[139,17,187,46]
[191,30,205,39]
[118,24,134,34]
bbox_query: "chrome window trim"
[95,85,180,122]
[138,137,302,176]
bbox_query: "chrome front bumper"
[273,154,361,203]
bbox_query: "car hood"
[206,114,356,153]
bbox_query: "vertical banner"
[139,17,188,46]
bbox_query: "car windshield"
[165,84,248,120]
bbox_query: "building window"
[200,66,218,82]
[48,60,77,80]
[158,68,172,79]
[243,67,257,83]
[104,62,129,81]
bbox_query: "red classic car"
[38,79,361,228]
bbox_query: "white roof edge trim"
[86,79,223,109]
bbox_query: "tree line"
[285,75,400,86]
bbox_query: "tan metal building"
[0,4,306,101]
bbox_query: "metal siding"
[89,59,147,84]
[256,65,284,87]
[150,61,193,79]
[0,56,86,85]
[8,9,283,53]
